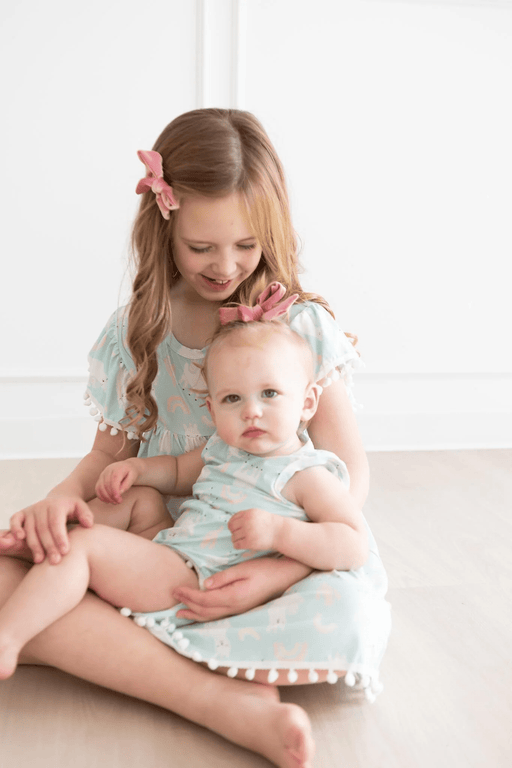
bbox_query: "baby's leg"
[0,486,172,561]
[0,524,197,679]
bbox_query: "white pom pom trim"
[344,672,356,687]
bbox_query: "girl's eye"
[237,243,257,251]
[262,389,278,399]
[223,394,240,404]
[189,246,212,254]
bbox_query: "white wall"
[1,0,511,458]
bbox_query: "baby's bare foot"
[0,638,20,680]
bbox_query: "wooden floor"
[1,449,511,768]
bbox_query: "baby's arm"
[95,447,205,504]
[229,466,369,572]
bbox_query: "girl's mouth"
[201,275,234,291]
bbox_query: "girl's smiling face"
[173,192,262,302]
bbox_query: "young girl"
[0,109,390,766]
[0,314,379,689]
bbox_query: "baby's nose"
[242,399,263,419]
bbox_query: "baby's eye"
[223,394,241,404]
[262,389,278,399]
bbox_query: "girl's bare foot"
[204,678,315,768]
[267,702,315,768]
[0,532,32,561]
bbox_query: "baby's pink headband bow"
[219,282,299,325]
[136,150,179,220]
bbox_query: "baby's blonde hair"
[124,109,333,437]
[202,320,315,391]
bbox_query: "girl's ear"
[301,383,322,423]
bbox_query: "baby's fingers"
[95,472,120,504]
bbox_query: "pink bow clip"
[219,282,299,325]
[136,150,179,220]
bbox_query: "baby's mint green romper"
[153,433,351,587]
[86,302,391,697]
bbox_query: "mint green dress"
[86,302,391,698]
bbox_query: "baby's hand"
[95,459,140,505]
[228,508,281,552]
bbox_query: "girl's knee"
[123,485,164,507]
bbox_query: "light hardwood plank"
[1,450,511,767]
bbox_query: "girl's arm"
[307,379,369,509]
[8,428,140,563]
[229,466,369,572]
[173,556,312,622]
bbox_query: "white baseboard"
[0,373,511,459]
[357,411,512,452]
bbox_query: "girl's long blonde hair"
[126,108,336,437]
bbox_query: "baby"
[0,319,368,680]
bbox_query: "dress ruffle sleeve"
[85,307,137,438]
[288,302,362,408]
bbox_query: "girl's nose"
[211,249,236,277]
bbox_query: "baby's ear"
[206,397,216,423]
[301,383,322,422]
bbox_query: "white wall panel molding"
[1,371,510,458]
[374,0,512,7]
[354,371,512,451]
[195,0,247,108]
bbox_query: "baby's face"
[206,330,318,457]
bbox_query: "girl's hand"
[8,497,94,565]
[95,459,140,504]
[173,557,312,622]
[228,507,280,552]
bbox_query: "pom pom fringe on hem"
[118,607,384,702]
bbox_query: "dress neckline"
[168,333,207,360]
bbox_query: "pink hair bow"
[219,282,299,325]
[136,150,179,220]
